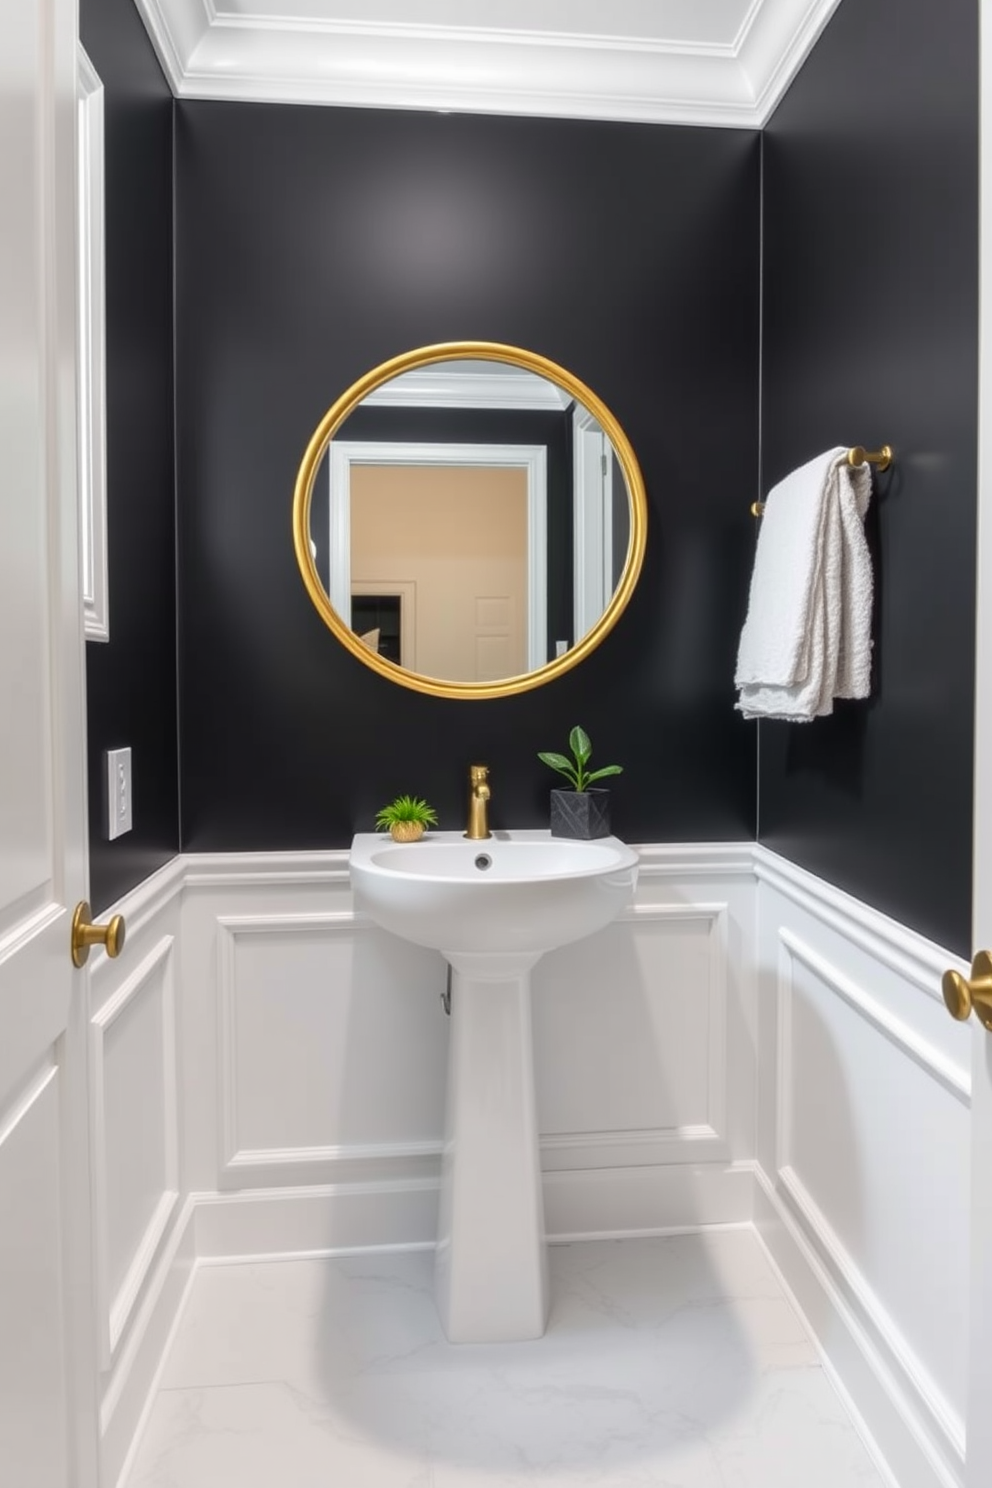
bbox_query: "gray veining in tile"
[126,1230,887,1488]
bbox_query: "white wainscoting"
[183,844,756,1245]
[91,841,973,1488]
[753,846,972,1488]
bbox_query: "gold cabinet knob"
[942,950,992,1032]
[71,901,126,968]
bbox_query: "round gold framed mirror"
[292,341,647,700]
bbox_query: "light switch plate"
[106,747,132,840]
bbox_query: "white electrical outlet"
[106,747,132,840]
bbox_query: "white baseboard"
[545,1160,756,1240]
[190,1177,440,1260]
[102,1196,197,1488]
[185,1161,757,1262]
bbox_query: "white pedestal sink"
[350,829,639,1343]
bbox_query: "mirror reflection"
[307,359,632,685]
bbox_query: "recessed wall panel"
[100,957,172,1308]
[779,938,969,1427]
[220,916,447,1165]
[534,909,723,1137]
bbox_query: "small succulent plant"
[374,795,439,841]
[538,726,622,793]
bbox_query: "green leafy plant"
[374,794,439,832]
[538,726,623,793]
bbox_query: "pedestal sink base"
[435,952,549,1344]
[349,830,640,1344]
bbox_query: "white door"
[966,10,992,1483]
[0,0,97,1481]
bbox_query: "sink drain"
[474,853,493,871]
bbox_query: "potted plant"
[537,726,622,840]
[374,794,438,843]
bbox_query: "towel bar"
[751,445,892,517]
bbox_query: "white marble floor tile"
[126,1230,887,1488]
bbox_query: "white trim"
[183,849,349,889]
[77,46,109,642]
[190,1177,441,1259]
[615,899,730,1143]
[224,1139,443,1171]
[216,910,366,1179]
[328,440,548,673]
[91,855,186,955]
[363,365,571,411]
[130,0,843,128]
[186,1167,756,1259]
[635,841,757,877]
[90,936,179,1364]
[572,407,609,641]
[753,844,970,1000]
[777,928,970,1106]
[0,1056,59,1151]
[771,934,968,1474]
[970,4,992,1484]
[544,1160,757,1240]
[754,1167,963,1488]
[540,1124,727,1170]
[101,1195,198,1488]
[777,1161,965,1461]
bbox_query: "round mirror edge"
[292,341,648,700]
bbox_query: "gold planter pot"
[389,821,426,843]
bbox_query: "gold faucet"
[465,764,491,840]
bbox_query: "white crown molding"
[132,0,843,128]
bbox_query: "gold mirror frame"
[292,341,648,700]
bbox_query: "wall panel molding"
[216,910,373,1181]
[90,935,179,1364]
[754,1169,962,1488]
[759,867,971,1488]
[754,846,969,1000]
[776,928,969,1111]
[182,849,350,890]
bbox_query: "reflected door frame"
[572,407,614,640]
[327,441,548,672]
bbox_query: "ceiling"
[133,0,842,127]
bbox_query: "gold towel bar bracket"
[752,445,892,517]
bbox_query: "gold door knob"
[71,901,126,968]
[942,950,992,1032]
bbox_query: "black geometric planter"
[549,788,611,840]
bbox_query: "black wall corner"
[175,105,761,852]
[81,0,180,911]
[760,0,979,953]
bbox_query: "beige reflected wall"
[350,464,528,680]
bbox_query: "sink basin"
[349,826,639,1345]
[350,829,638,957]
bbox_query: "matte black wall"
[175,104,761,851]
[81,0,179,912]
[760,0,978,953]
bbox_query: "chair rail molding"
[130,0,842,126]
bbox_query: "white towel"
[735,448,873,721]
